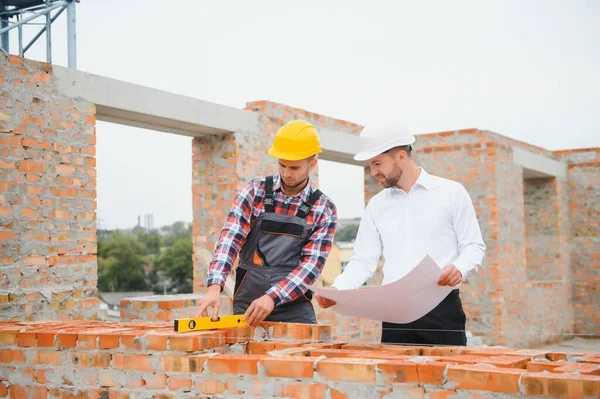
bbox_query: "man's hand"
[438,265,462,287]
[196,284,222,319]
[315,287,337,309]
[315,294,337,309]
[244,294,275,327]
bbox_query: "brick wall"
[119,292,234,322]
[363,130,576,347]
[118,292,383,343]
[555,148,600,337]
[0,53,98,321]
[403,131,505,345]
[1,320,599,398]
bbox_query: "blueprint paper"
[312,255,456,324]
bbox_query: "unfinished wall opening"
[317,159,364,287]
[523,175,561,281]
[95,121,193,319]
[315,160,382,342]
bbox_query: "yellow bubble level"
[173,314,247,332]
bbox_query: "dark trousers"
[381,290,467,346]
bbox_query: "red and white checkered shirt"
[207,175,338,306]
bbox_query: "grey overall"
[233,175,321,324]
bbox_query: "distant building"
[98,291,154,320]
[320,241,383,287]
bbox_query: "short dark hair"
[384,145,412,157]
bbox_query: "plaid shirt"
[207,175,337,306]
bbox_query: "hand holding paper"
[311,255,457,324]
[315,290,337,309]
[438,264,462,287]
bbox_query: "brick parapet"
[245,100,363,135]
[0,320,598,398]
[0,53,98,321]
[119,293,234,322]
[554,147,600,165]
[118,293,384,343]
[416,128,561,160]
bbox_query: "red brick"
[31,350,61,366]
[56,333,77,348]
[195,379,227,394]
[17,160,45,172]
[144,373,167,390]
[437,354,529,368]
[522,372,600,398]
[0,331,18,345]
[527,361,564,373]
[207,354,264,375]
[160,354,209,372]
[71,352,111,368]
[0,349,26,363]
[317,358,379,382]
[447,365,523,394]
[553,362,600,375]
[169,376,191,391]
[260,356,319,378]
[378,360,419,383]
[280,383,327,399]
[417,362,454,385]
[17,332,36,347]
[112,354,153,371]
[169,330,227,351]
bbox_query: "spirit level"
[173,315,247,332]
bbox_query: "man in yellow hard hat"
[197,120,338,326]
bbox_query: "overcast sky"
[8,0,599,229]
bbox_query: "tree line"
[97,221,360,293]
[97,221,193,294]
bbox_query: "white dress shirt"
[331,168,486,290]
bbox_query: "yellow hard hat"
[268,120,322,161]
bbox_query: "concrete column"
[0,53,98,321]
[556,148,600,337]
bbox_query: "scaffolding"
[0,0,78,68]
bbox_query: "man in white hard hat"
[315,125,486,346]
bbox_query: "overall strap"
[296,189,323,219]
[264,176,275,213]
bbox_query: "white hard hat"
[353,124,416,161]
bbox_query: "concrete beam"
[51,66,363,162]
[52,66,260,137]
[513,147,567,178]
